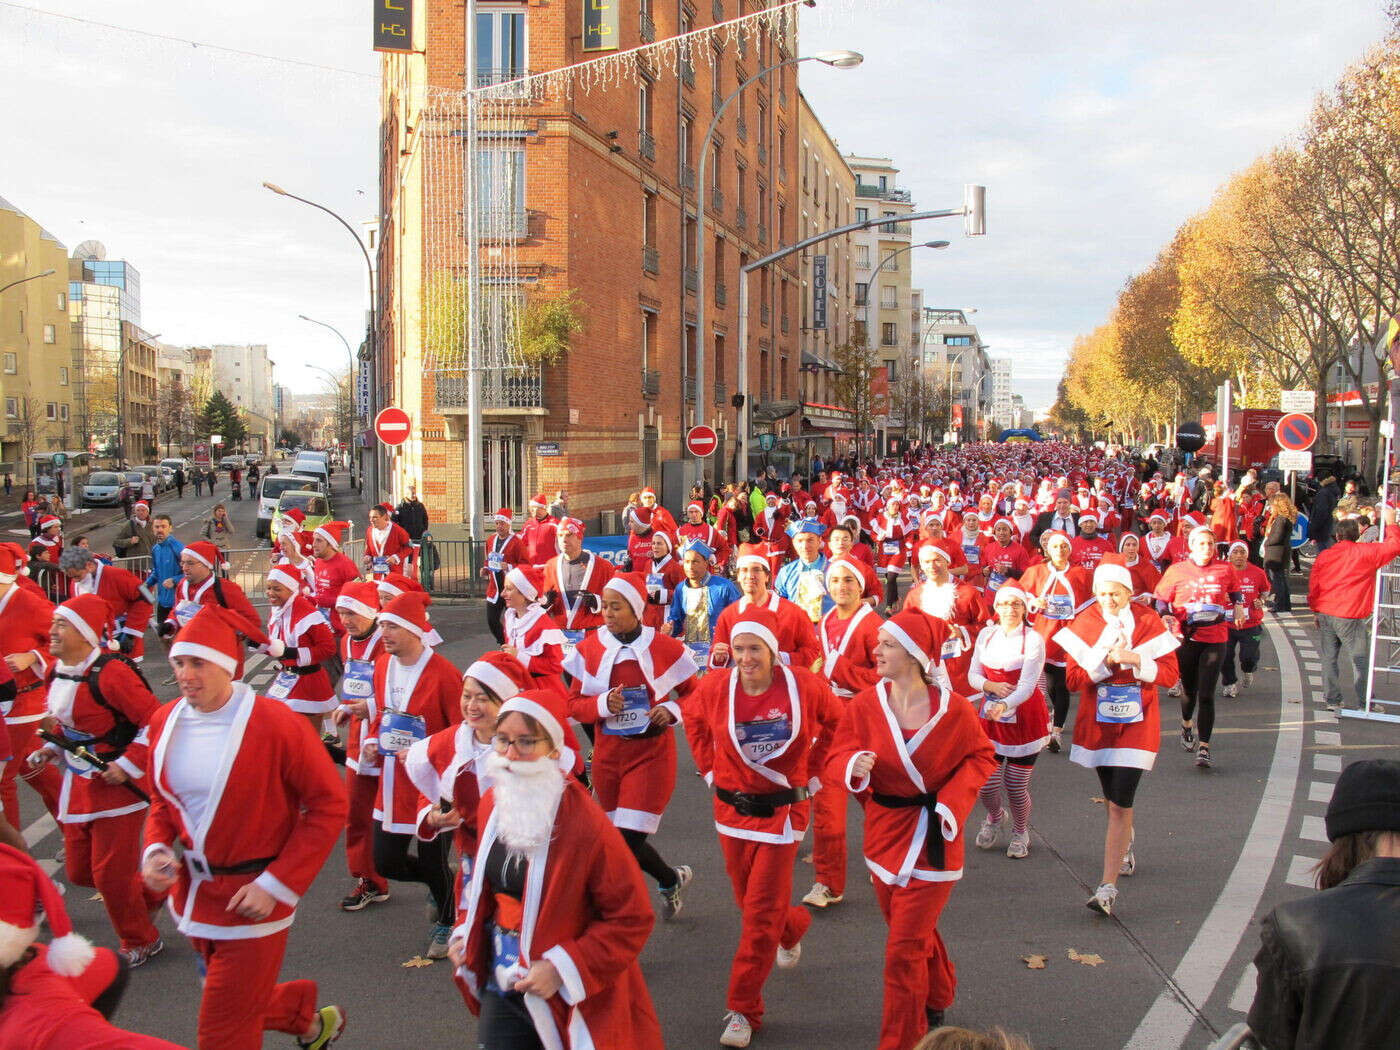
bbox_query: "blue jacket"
[774,554,833,617]
[145,536,186,608]
[666,574,740,639]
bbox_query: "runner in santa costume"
[827,522,882,603]
[402,651,535,912]
[665,540,741,668]
[901,544,988,696]
[301,523,360,637]
[679,500,731,567]
[565,573,699,916]
[636,487,678,537]
[519,496,558,569]
[274,507,313,567]
[361,590,462,959]
[976,518,1030,604]
[1114,534,1162,602]
[361,503,414,581]
[1070,513,1114,570]
[542,518,613,634]
[328,580,390,914]
[482,507,525,644]
[141,606,347,1050]
[1220,541,1269,699]
[161,542,261,653]
[870,498,909,613]
[636,532,686,630]
[967,584,1049,861]
[27,595,163,963]
[825,609,996,1050]
[447,688,664,1050]
[681,608,841,1048]
[1019,531,1093,754]
[1054,562,1180,916]
[1140,512,1179,571]
[0,844,187,1050]
[713,546,821,671]
[501,566,568,696]
[375,571,425,606]
[58,547,153,661]
[28,516,63,569]
[0,544,60,827]
[803,557,882,911]
[260,565,337,729]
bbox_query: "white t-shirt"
[164,695,241,831]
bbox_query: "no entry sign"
[374,407,412,447]
[686,424,718,457]
[1274,413,1318,452]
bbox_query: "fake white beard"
[486,750,566,855]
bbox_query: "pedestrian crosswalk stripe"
[1314,753,1342,772]
[1228,964,1257,1013]
[1307,781,1333,803]
[1300,815,1327,843]
[22,812,55,848]
[1313,730,1341,746]
[1285,854,1318,888]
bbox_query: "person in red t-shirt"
[1069,514,1114,570]
[1221,541,1270,699]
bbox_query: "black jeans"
[1222,627,1262,686]
[1266,562,1292,611]
[373,826,455,925]
[1044,663,1071,729]
[478,989,544,1050]
[1179,637,1226,744]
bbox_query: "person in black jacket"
[1030,492,1079,549]
[1248,759,1400,1050]
[1310,476,1340,551]
[394,483,430,542]
[1260,494,1298,613]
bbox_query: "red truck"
[1200,409,1285,471]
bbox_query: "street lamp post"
[262,182,378,501]
[692,49,862,481]
[0,269,57,297]
[299,313,358,475]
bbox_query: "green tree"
[201,391,247,449]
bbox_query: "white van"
[291,456,330,491]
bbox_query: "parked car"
[218,455,245,472]
[160,457,192,475]
[270,488,333,546]
[131,466,166,493]
[256,473,325,539]
[122,471,146,501]
[81,471,127,507]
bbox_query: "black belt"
[278,664,320,677]
[184,854,277,878]
[871,791,945,867]
[15,681,42,695]
[716,786,809,818]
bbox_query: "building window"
[881,249,899,272]
[855,244,869,267]
[638,77,653,150]
[881,322,897,346]
[855,207,868,223]
[475,5,527,86]
[641,308,656,370]
[15,310,22,333]
[643,190,657,249]
[885,360,897,381]
[1,353,13,374]
[944,334,972,346]
[473,147,526,233]
[855,282,868,307]
[45,403,56,422]
[59,367,68,386]
[878,175,888,192]
[714,332,725,386]
[4,398,15,419]
[59,404,69,422]
[56,292,65,310]
[880,286,897,309]
[43,324,55,344]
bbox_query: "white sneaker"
[1086,883,1118,916]
[1006,831,1029,859]
[720,1011,753,1047]
[1222,684,1238,698]
[775,941,802,969]
[1242,672,1254,689]
[801,882,843,908]
[975,816,1003,850]
[1120,834,1136,877]
[1168,682,1183,698]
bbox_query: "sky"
[0,0,1390,409]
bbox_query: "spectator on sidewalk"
[139,472,156,503]
[1308,509,1400,711]
[2,474,10,497]
[1311,476,1341,551]
[394,483,430,542]
[19,490,39,537]
[203,501,236,556]
[1262,494,1299,613]
[113,501,155,560]
[143,513,185,636]
[173,466,186,498]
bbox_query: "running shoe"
[1181,723,1196,750]
[1047,727,1063,753]
[660,865,692,921]
[426,923,453,960]
[297,1005,347,1050]
[1120,836,1136,877]
[1006,831,1029,859]
[1242,672,1254,689]
[801,882,843,908]
[339,879,390,912]
[1086,883,1118,916]
[1196,743,1212,769]
[1168,682,1183,698]
[719,1011,753,1047]
[1222,684,1238,699]
[775,941,802,969]
[974,816,1003,850]
[119,937,164,968]
[52,844,64,865]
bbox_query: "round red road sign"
[374,407,412,447]
[686,424,718,457]
[1274,412,1317,452]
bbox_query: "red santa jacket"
[70,562,153,662]
[826,679,996,887]
[713,592,822,670]
[364,521,414,578]
[264,595,337,711]
[564,626,698,728]
[542,552,615,631]
[455,779,664,1050]
[370,648,463,834]
[338,627,384,776]
[0,581,54,724]
[682,665,841,844]
[170,574,260,636]
[975,539,1030,599]
[520,516,559,568]
[818,603,882,698]
[1019,561,1094,667]
[1070,534,1114,571]
[403,722,492,858]
[43,650,159,822]
[870,515,908,572]
[902,579,989,691]
[1153,558,1242,645]
[484,531,526,604]
[144,685,347,940]
[638,556,686,630]
[503,606,567,694]
[678,521,731,566]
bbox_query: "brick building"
[377,0,811,528]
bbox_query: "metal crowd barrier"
[413,537,486,601]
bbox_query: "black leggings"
[477,989,544,1050]
[883,571,900,611]
[1095,766,1144,808]
[619,827,676,889]
[1044,664,1071,729]
[1179,637,1226,744]
[373,826,455,925]
[1222,628,1262,686]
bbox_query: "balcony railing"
[879,222,912,236]
[643,245,660,274]
[684,267,698,293]
[640,11,656,42]
[736,118,747,143]
[475,68,531,94]
[735,207,748,230]
[475,208,531,241]
[639,131,655,161]
[642,368,660,399]
[681,165,696,191]
[715,282,727,307]
[683,376,697,403]
[855,185,913,202]
[710,187,725,214]
[435,368,544,411]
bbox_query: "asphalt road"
[14,556,1398,1049]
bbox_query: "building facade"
[990,356,1013,428]
[920,306,991,441]
[210,344,276,454]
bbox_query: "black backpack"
[84,653,154,758]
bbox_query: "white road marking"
[1300,815,1328,843]
[23,812,56,848]
[1307,781,1333,803]
[1228,964,1257,1013]
[1302,662,1320,671]
[1313,730,1340,746]
[1285,854,1318,888]
[1314,753,1341,773]
[1125,618,1305,1050]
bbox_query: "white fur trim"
[253,871,300,907]
[735,554,769,572]
[378,611,432,642]
[53,604,99,648]
[465,661,517,704]
[313,525,342,549]
[168,640,237,675]
[0,921,38,968]
[505,567,538,602]
[603,577,645,622]
[881,620,931,671]
[266,566,303,594]
[335,595,378,621]
[541,945,587,1005]
[45,932,95,977]
[730,620,779,656]
[498,696,565,751]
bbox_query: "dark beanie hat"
[1325,759,1400,841]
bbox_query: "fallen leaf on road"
[1067,948,1104,967]
[1022,954,1047,969]
[1288,697,1301,704]
[89,893,104,902]
[1090,796,1106,805]
[402,956,436,968]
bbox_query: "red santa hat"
[463,650,534,702]
[498,688,572,753]
[1118,533,1141,553]
[54,594,119,652]
[314,521,350,551]
[729,607,782,656]
[375,573,425,604]
[991,516,1016,533]
[0,544,25,585]
[1228,540,1250,556]
[37,515,61,532]
[824,556,869,590]
[1078,512,1100,526]
[1092,561,1134,593]
[557,517,585,539]
[920,542,952,565]
[335,580,382,622]
[604,572,649,622]
[686,501,704,515]
[650,531,675,556]
[529,493,549,511]
[265,564,305,597]
[881,610,951,672]
[735,543,771,574]
[504,565,544,604]
[0,843,95,977]
[991,582,1033,608]
[279,507,307,531]
[181,540,223,570]
[170,605,270,676]
[1041,529,1072,550]
[1187,524,1215,544]
[493,507,514,524]
[1147,511,1169,525]
[379,591,442,646]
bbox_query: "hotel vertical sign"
[582,0,620,52]
[374,0,422,52]
[812,255,828,331]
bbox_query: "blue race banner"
[582,534,629,566]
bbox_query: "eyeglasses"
[492,734,545,754]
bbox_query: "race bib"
[962,544,981,566]
[560,629,585,659]
[340,659,375,701]
[266,670,300,700]
[1185,601,1225,626]
[490,923,522,993]
[1044,592,1073,620]
[486,551,504,573]
[371,556,390,575]
[603,686,652,736]
[941,635,962,660]
[988,570,1008,591]
[686,641,712,667]
[882,540,901,557]
[1095,684,1143,724]
[378,709,427,755]
[980,697,1018,724]
[58,726,98,777]
[735,716,791,765]
[173,600,202,627]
